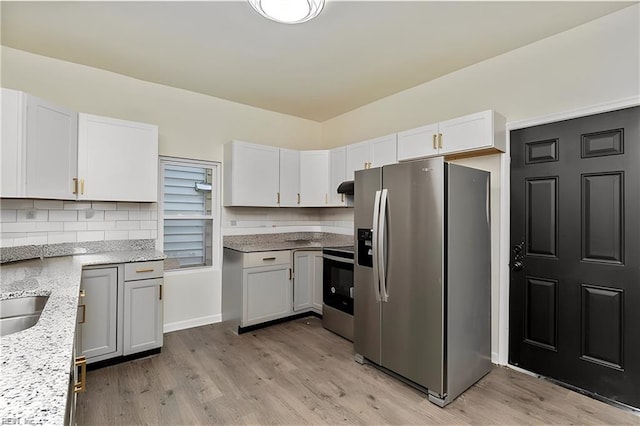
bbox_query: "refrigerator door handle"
[378,188,389,302]
[372,189,382,302]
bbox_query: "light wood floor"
[77,317,639,425]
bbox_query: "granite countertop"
[223,232,354,253]
[0,249,164,426]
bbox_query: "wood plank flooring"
[77,317,639,425]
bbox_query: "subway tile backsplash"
[0,199,158,247]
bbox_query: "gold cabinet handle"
[74,356,87,393]
[72,177,78,194]
[432,134,437,150]
[79,289,85,298]
[159,284,163,301]
[438,133,443,149]
[277,192,280,204]
[80,179,85,195]
[78,304,86,324]
[297,193,300,204]
[136,268,154,273]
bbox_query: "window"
[159,157,219,270]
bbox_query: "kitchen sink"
[0,295,49,336]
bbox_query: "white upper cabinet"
[78,114,158,202]
[369,134,398,168]
[438,110,506,156]
[329,147,347,206]
[279,148,300,206]
[25,93,78,200]
[1,89,159,202]
[299,150,329,206]
[1,88,25,197]
[224,140,280,207]
[397,122,439,161]
[397,110,506,161]
[346,134,397,180]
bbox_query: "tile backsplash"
[0,199,157,247]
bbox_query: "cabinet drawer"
[124,261,164,281]
[243,251,290,268]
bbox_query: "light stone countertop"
[223,232,353,253]
[0,249,164,426]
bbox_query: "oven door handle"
[371,190,382,302]
[322,254,354,264]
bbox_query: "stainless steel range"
[322,245,354,341]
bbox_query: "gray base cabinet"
[79,260,163,364]
[223,248,324,331]
[293,250,323,314]
[223,248,293,330]
[79,266,122,362]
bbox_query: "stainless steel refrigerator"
[354,157,491,407]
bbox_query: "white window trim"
[157,156,222,272]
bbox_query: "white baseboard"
[492,351,501,365]
[163,314,222,333]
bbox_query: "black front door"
[509,106,640,408]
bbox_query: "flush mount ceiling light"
[249,0,325,24]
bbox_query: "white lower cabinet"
[222,248,324,332]
[79,267,121,362]
[79,260,163,364]
[244,265,292,326]
[293,250,323,314]
[123,277,163,355]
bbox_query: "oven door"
[323,253,354,315]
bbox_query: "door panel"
[510,106,640,408]
[380,159,444,392]
[353,167,382,364]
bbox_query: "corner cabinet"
[224,140,280,207]
[397,110,506,161]
[346,134,397,180]
[77,114,158,202]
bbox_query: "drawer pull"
[136,268,155,273]
[78,304,86,324]
[262,257,277,261]
[159,284,163,301]
[74,356,87,393]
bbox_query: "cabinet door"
[1,88,25,197]
[243,264,292,326]
[397,122,439,161]
[346,141,371,181]
[77,113,158,202]
[299,150,329,206]
[80,267,119,360]
[438,110,494,155]
[293,251,313,312]
[370,134,397,167]
[123,278,163,355]
[329,147,347,206]
[279,148,300,206]
[312,251,324,312]
[25,94,78,200]
[224,140,280,206]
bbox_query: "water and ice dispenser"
[357,228,373,267]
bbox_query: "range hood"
[337,180,354,195]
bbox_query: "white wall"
[321,5,640,363]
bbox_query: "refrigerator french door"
[354,157,491,407]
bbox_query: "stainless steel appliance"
[322,246,354,341]
[354,157,491,407]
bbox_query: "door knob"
[511,260,524,272]
[511,241,525,271]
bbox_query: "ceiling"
[1,1,635,122]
